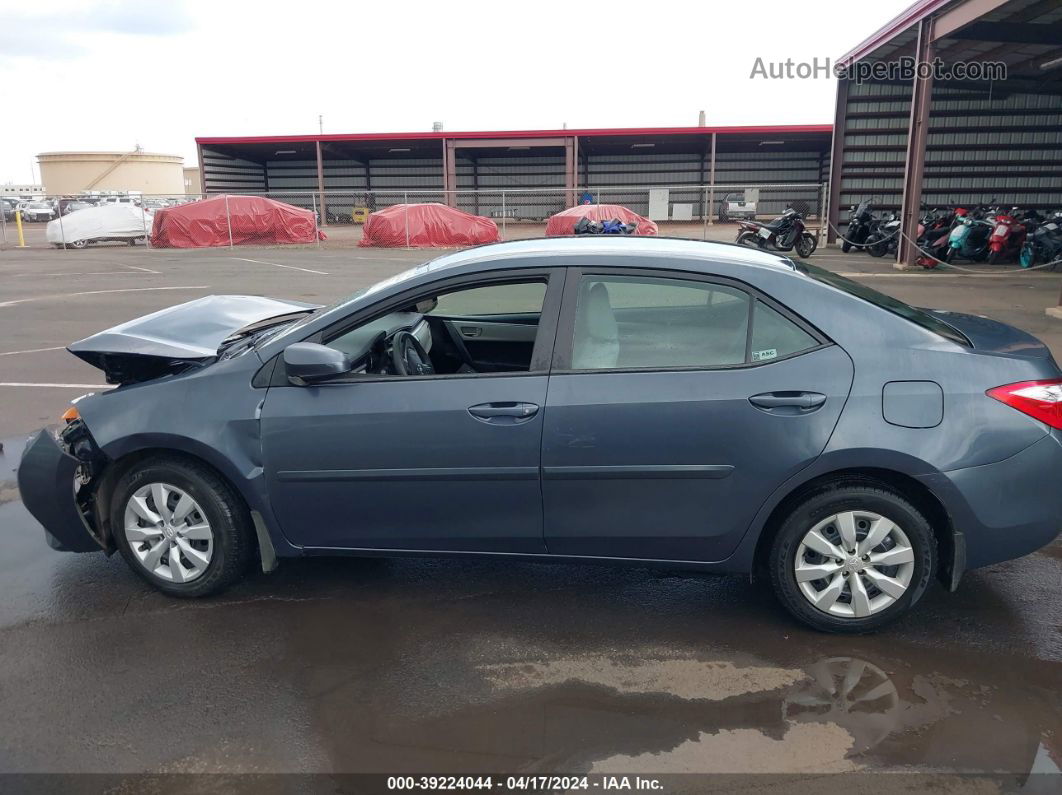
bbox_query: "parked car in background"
[1,199,15,221]
[45,203,153,248]
[16,238,1062,632]
[142,199,171,210]
[61,200,93,215]
[21,201,57,222]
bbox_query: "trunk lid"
[68,294,320,384]
[925,309,1056,362]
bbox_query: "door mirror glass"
[283,342,353,384]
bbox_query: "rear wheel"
[795,233,816,258]
[736,231,762,249]
[769,484,936,633]
[111,457,254,597]
[70,239,88,249]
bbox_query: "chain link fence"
[1,184,827,250]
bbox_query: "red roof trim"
[837,0,955,67]
[196,124,832,147]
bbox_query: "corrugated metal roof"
[196,125,832,147]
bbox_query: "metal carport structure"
[827,0,1062,268]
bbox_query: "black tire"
[736,231,763,248]
[768,483,936,633]
[866,236,887,258]
[110,456,255,597]
[986,249,1000,265]
[841,240,852,253]
[795,233,816,258]
[71,239,88,249]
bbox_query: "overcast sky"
[0,0,913,185]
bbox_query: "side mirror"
[283,342,352,384]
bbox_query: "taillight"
[986,379,1062,430]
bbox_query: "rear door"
[541,267,854,562]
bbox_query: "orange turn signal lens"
[61,406,80,423]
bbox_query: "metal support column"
[826,77,849,245]
[897,18,935,269]
[444,140,457,207]
[564,137,577,208]
[315,141,327,226]
[707,133,717,226]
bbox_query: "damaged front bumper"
[17,428,105,553]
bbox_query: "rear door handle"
[748,392,826,413]
[468,402,540,424]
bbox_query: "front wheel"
[795,233,817,258]
[1019,245,1036,268]
[111,456,255,597]
[986,249,1000,265]
[866,236,887,258]
[768,483,936,633]
[841,240,852,253]
[736,231,763,249]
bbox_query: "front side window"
[324,279,548,377]
[569,275,819,371]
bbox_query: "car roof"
[420,236,799,276]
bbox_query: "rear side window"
[798,262,970,345]
[750,301,818,362]
[569,275,821,371]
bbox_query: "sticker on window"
[752,348,778,362]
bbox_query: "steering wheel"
[390,330,435,376]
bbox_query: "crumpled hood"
[68,294,320,383]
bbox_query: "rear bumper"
[16,429,102,553]
[921,432,1062,571]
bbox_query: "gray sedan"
[17,238,1062,631]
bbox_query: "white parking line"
[230,257,329,276]
[0,382,106,388]
[0,285,209,308]
[126,264,161,274]
[0,346,65,357]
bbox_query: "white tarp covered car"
[46,204,153,248]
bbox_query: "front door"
[542,270,853,562]
[260,273,561,553]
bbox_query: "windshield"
[797,262,970,346]
[27,202,49,209]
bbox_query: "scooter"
[735,207,817,258]
[1020,211,1062,269]
[842,200,876,252]
[944,205,997,262]
[987,208,1039,264]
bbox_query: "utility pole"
[318,115,323,134]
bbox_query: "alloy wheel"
[793,510,915,619]
[123,482,214,583]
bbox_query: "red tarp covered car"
[150,195,320,248]
[359,203,500,248]
[545,204,659,237]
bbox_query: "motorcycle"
[1020,211,1062,269]
[735,207,817,258]
[913,207,956,266]
[865,211,902,258]
[986,208,1039,264]
[842,200,876,252]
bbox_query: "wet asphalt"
[1,237,1061,783]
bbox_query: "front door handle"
[749,392,826,413]
[468,402,540,425]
